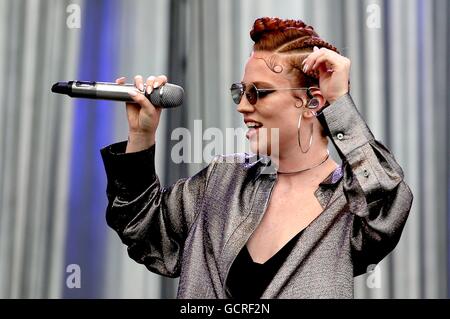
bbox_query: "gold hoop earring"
[297,110,313,153]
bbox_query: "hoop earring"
[297,110,313,153]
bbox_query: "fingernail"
[313,46,319,51]
[303,64,309,73]
[147,85,153,94]
[139,83,144,91]
[153,81,159,89]
[128,90,137,97]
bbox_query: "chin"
[249,138,271,156]
[247,126,281,156]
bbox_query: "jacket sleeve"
[317,94,414,277]
[101,141,217,278]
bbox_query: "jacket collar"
[319,164,343,187]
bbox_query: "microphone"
[51,80,184,108]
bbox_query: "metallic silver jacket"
[101,94,413,299]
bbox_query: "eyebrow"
[251,81,275,88]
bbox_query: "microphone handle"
[70,81,166,103]
[52,80,184,108]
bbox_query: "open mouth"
[245,121,263,139]
[246,122,263,129]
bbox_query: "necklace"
[276,150,330,175]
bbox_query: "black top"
[226,230,303,299]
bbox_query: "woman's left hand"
[302,46,351,104]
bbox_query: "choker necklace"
[276,150,330,175]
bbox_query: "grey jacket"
[101,94,413,299]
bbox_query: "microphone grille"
[149,84,184,108]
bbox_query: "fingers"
[122,74,169,109]
[115,74,168,89]
[311,55,335,73]
[115,76,126,84]
[302,47,347,74]
[155,75,168,87]
[116,76,136,108]
[302,47,329,73]
[127,74,152,110]
[128,85,152,108]
[145,75,168,94]
[116,74,168,91]
[127,74,168,111]
[134,75,145,92]
[145,76,156,94]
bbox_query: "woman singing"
[101,17,413,298]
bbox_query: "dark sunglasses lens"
[247,85,258,105]
[230,84,243,104]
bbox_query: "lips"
[245,121,263,129]
[244,118,263,127]
[244,119,263,139]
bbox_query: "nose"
[236,97,255,114]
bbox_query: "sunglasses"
[230,82,317,105]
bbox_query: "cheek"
[268,112,299,137]
[257,99,300,138]
[253,118,297,154]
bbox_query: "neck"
[271,137,337,182]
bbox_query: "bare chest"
[246,185,324,263]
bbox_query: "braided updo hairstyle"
[250,17,339,87]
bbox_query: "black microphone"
[51,80,184,108]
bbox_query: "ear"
[299,87,325,118]
[308,87,326,109]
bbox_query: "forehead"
[242,51,291,86]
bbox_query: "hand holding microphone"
[51,76,184,108]
[120,75,168,153]
[52,74,176,152]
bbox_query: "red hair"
[250,17,339,86]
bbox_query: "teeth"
[246,122,262,129]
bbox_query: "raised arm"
[318,94,413,276]
[303,47,413,276]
